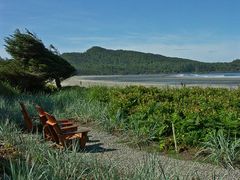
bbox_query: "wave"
[173,73,240,78]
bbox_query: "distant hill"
[61,46,240,75]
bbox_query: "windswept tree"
[0,60,46,91]
[4,29,76,88]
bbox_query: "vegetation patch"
[2,86,240,152]
[1,85,240,170]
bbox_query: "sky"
[0,0,240,62]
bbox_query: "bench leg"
[80,132,88,148]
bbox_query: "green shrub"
[44,82,58,92]
[0,81,20,96]
[107,86,240,149]
[86,86,111,103]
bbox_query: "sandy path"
[82,127,240,179]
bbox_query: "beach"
[62,74,240,88]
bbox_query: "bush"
[0,81,20,96]
[0,60,47,92]
[107,86,240,150]
[44,82,58,92]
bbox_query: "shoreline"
[62,76,240,89]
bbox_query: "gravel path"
[82,127,240,179]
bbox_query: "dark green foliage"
[86,86,240,150]
[62,46,240,75]
[3,29,76,89]
[5,29,45,63]
[0,60,46,91]
[0,81,20,96]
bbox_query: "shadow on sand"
[84,142,117,153]
[82,135,117,153]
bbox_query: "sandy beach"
[62,75,240,88]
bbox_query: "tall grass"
[0,87,109,126]
[0,121,207,179]
[0,88,120,179]
[200,130,240,169]
[0,120,120,179]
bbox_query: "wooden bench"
[46,113,90,148]
[35,105,79,141]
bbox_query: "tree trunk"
[55,78,62,89]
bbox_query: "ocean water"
[172,72,240,78]
[79,72,240,87]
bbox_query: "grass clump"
[200,130,240,169]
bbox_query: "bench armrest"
[59,122,75,127]
[61,125,78,132]
[62,128,90,136]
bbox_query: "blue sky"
[1,0,240,62]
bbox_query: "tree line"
[62,46,240,75]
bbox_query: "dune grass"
[0,120,120,179]
[1,85,240,179]
[0,120,194,179]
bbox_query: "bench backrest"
[35,105,61,142]
[46,113,63,144]
[35,105,48,125]
[35,105,45,116]
[19,102,33,132]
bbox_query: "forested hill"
[61,46,240,75]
